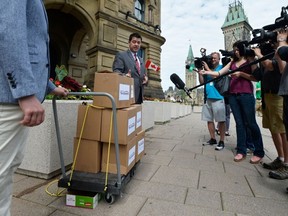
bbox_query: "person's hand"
[126,69,132,77]
[202,61,210,70]
[198,69,203,75]
[51,87,69,97]
[142,74,148,85]
[231,71,242,78]
[18,95,45,127]
[199,70,210,76]
[252,47,262,58]
[275,29,288,59]
[277,28,288,45]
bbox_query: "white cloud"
[160,0,288,91]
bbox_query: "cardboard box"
[73,138,102,173]
[101,106,138,144]
[66,192,101,209]
[132,104,142,134]
[101,136,136,175]
[136,130,145,162]
[93,71,134,109]
[76,104,102,141]
[130,83,135,104]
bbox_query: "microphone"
[170,73,191,97]
[278,46,288,62]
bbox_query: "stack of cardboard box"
[73,71,145,176]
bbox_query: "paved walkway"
[11,106,288,216]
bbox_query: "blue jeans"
[245,127,255,151]
[228,94,264,157]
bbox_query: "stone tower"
[185,45,196,89]
[221,0,252,51]
[185,45,202,105]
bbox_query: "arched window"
[135,0,145,21]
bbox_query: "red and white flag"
[145,60,160,72]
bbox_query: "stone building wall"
[44,0,165,98]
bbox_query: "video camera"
[249,29,277,55]
[219,49,233,57]
[263,6,288,32]
[192,48,213,69]
[249,5,288,54]
[219,40,255,59]
[218,50,232,67]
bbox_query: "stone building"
[44,0,165,99]
[221,0,252,50]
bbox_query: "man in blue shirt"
[198,52,226,150]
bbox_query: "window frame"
[135,0,145,21]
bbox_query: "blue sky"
[160,0,288,91]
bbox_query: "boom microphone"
[170,73,191,98]
[170,73,185,89]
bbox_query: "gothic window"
[135,0,145,21]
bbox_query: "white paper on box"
[130,84,134,99]
[128,145,136,166]
[127,116,136,136]
[66,194,76,206]
[136,111,142,128]
[119,84,130,101]
[138,138,144,155]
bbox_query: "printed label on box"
[136,111,142,128]
[128,145,136,166]
[66,194,76,206]
[127,116,136,136]
[130,85,134,99]
[138,138,144,155]
[119,84,130,101]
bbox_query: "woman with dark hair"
[201,40,264,163]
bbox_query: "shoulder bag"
[214,74,231,96]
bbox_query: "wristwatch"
[277,38,286,42]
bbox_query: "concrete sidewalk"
[11,107,288,216]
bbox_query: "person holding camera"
[198,52,226,151]
[271,28,288,180]
[252,44,288,179]
[201,41,264,163]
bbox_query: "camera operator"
[197,52,226,151]
[272,28,288,180]
[252,43,288,179]
[201,41,264,164]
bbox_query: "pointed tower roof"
[187,44,194,61]
[186,45,195,72]
[222,0,250,29]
